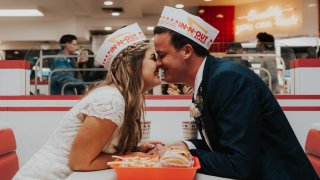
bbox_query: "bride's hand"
[137,140,166,153]
[147,144,168,156]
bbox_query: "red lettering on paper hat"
[96,23,147,70]
[157,6,219,50]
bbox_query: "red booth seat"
[0,128,19,180]
[305,128,320,177]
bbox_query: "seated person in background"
[225,42,251,68]
[78,49,107,82]
[78,49,95,82]
[14,23,162,180]
[50,34,85,95]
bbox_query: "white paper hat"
[96,23,147,70]
[157,6,219,50]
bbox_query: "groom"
[151,6,318,179]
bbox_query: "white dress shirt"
[184,57,213,150]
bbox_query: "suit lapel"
[198,55,219,151]
[195,83,214,151]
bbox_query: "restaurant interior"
[0,0,320,179]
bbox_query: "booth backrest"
[305,128,320,177]
[0,128,19,180]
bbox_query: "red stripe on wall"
[146,107,189,111]
[1,95,320,100]
[281,107,320,111]
[0,60,30,69]
[0,95,82,100]
[0,95,192,100]
[275,95,320,99]
[2,106,320,112]
[290,59,320,68]
[30,81,48,85]
[6,107,72,111]
[290,60,295,69]
[146,95,192,100]
[0,107,7,111]
[2,106,190,112]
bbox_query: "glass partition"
[23,44,107,95]
[210,42,296,94]
[0,40,308,96]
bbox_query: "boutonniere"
[190,86,203,118]
[190,103,201,118]
[194,95,203,112]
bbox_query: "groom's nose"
[155,58,162,67]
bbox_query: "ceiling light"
[175,4,184,9]
[104,1,113,6]
[111,12,120,16]
[307,3,316,8]
[147,26,154,31]
[104,26,112,31]
[204,0,212,2]
[0,9,43,16]
[216,14,224,18]
[198,8,205,14]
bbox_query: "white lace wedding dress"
[13,86,125,180]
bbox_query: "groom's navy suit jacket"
[189,55,318,179]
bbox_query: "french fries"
[107,155,161,167]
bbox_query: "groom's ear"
[181,44,193,59]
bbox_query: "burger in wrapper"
[160,146,193,167]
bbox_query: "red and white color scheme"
[290,59,320,94]
[157,6,219,50]
[95,23,147,70]
[0,60,30,96]
[0,95,320,166]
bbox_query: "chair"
[305,128,320,177]
[0,128,19,180]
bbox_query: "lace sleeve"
[80,94,125,126]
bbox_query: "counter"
[66,169,232,180]
[0,95,320,166]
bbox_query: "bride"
[14,23,162,179]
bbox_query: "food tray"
[110,155,200,180]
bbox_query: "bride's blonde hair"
[88,40,150,154]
